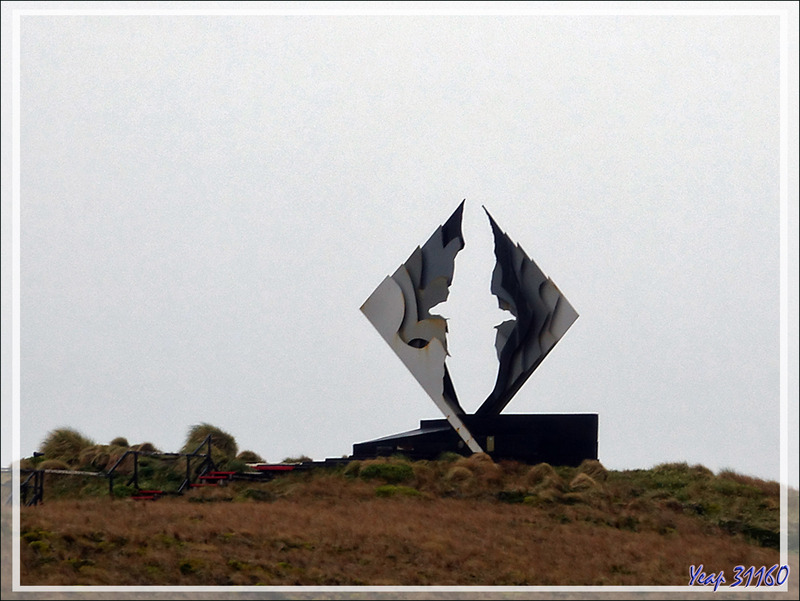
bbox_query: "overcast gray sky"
[2,2,798,488]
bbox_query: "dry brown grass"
[8,458,797,596]
[17,491,780,587]
[718,469,781,497]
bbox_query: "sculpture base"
[352,414,598,466]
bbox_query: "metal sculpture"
[360,201,482,453]
[359,200,593,464]
[477,206,579,416]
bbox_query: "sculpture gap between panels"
[356,200,597,466]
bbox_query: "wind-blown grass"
[39,428,94,466]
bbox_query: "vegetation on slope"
[11,425,795,587]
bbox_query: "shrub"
[359,461,414,484]
[109,437,129,447]
[39,428,94,466]
[181,424,238,461]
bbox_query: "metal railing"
[12,435,218,505]
[106,434,216,496]
[20,470,43,507]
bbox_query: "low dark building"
[353,413,598,466]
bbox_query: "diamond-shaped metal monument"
[357,201,596,465]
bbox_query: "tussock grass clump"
[181,424,238,461]
[525,463,562,489]
[37,459,71,471]
[507,463,569,506]
[236,450,264,464]
[577,459,608,482]
[109,437,129,448]
[132,442,160,454]
[570,472,600,492]
[436,454,504,497]
[282,455,313,464]
[640,462,715,502]
[458,453,502,486]
[444,465,473,483]
[443,464,481,497]
[652,462,713,480]
[532,486,564,505]
[40,428,94,466]
[525,463,568,502]
[410,461,437,490]
[561,491,588,505]
[105,448,133,474]
[462,452,493,467]
[567,473,607,507]
[78,446,111,472]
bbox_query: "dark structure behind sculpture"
[357,201,597,466]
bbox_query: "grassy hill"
[6,454,798,590]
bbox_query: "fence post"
[35,471,44,505]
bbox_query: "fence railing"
[10,435,218,506]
